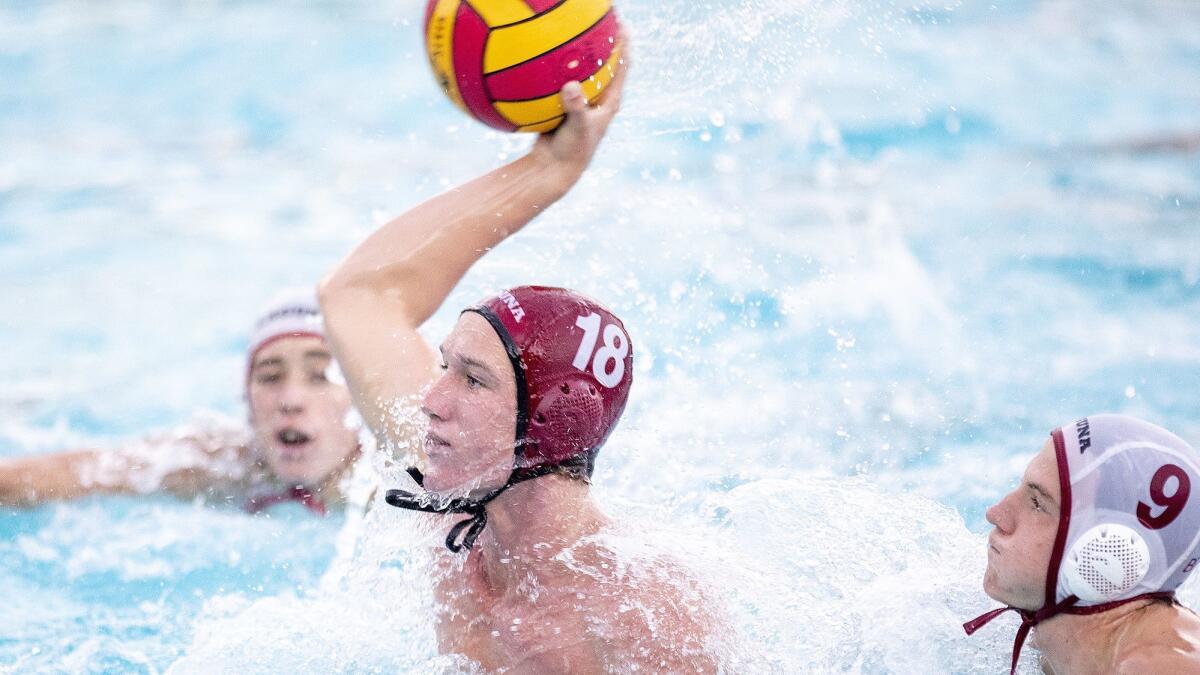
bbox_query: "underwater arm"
[318,36,629,447]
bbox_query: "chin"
[420,467,464,494]
[422,463,502,496]
[982,573,1000,600]
[267,460,320,486]
[982,564,1011,597]
[981,574,1036,610]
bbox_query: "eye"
[309,370,328,384]
[255,372,282,385]
[465,374,483,389]
[1031,494,1042,511]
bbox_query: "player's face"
[982,439,1062,610]
[247,336,359,486]
[420,312,518,495]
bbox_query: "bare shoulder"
[1115,604,1200,674]
[1115,646,1200,674]
[554,534,724,673]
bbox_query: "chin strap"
[964,598,1060,672]
[385,464,561,553]
[963,592,1176,675]
[963,596,1079,675]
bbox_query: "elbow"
[317,256,359,306]
[317,267,364,321]
[317,268,393,341]
[318,260,388,312]
[316,272,341,314]
[316,273,350,342]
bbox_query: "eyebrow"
[1027,481,1059,509]
[458,356,497,375]
[442,348,500,384]
[252,357,283,370]
[303,350,331,360]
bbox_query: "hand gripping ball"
[423,0,621,133]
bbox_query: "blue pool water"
[2,0,1199,672]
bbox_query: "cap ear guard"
[1060,523,1151,603]
[525,376,606,467]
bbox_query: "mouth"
[276,428,313,459]
[424,431,452,457]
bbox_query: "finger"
[613,24,633,83]
[560,80,587,117]
[594,26,631,111]
[540,80,587,141]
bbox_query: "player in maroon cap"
[384,285,634,552]
[319,34,721,673]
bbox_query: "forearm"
[316,67,626,438]
[321,153,578,325]
[0,451,109,507]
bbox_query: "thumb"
[560,80,587,117]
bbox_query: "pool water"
[2,0,1199,672]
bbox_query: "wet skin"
[981,439,1200,673]
[418,316,719,673]
[420,312,518,496]
[247,335,359,488]
[983,439,1060,610]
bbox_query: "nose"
[278,378,307,416]
[986,494,1014,535]
[420,373,453,422]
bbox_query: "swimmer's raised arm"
[318,36,629,445]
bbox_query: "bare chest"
[436,571,601,672]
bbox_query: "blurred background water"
[1,0,1198,672]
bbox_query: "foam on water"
[166,476,1017,673]
[2,0,1199,672]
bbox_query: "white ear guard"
[1060,523,1150,603]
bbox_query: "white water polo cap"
[1055,414,1200,604]
[247,289,325,359]
[964,414,1200,675]
[245,289,327,381]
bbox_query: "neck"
[1034,598,1159,673]
[271,446,361,502]
[472,473,607,594]
[312,464,347,499]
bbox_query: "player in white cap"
[0,290,362,514]
[966,414,1200,673]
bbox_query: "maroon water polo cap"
[465,285,633,474]
[386,285,634,552]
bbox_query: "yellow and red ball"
[424,0,621,133]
